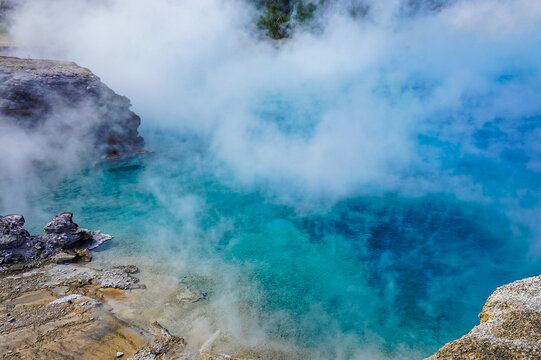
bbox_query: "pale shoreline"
[90,251,309,360]
[0,212,252,360]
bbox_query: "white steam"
[0,101,110,212]
[5,0,541,199]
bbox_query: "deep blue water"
[16,125,541,359]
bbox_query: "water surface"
[18,125,541,359]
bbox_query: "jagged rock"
[0,55,143,156]
[0,214,199,360]
[127,350,156,360]
[47,294,99,307]
[43,212,78,234]
[75,248,92,262]
[7,263,23,271]
[0,214,29,250]
[0,212,112,269]
[37,212,95,250]
[427,275,541,359]
[124,265,139,274]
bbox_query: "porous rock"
[0,212,112,270]
[427,275,541,359]
[0,214,29,250]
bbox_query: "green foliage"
[257,3,291,39]
[256,0,317,39]
[294,0,316,23]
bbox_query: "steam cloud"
[5,0,541,197]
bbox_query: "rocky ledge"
[428,275,541,359]
[1,212,111,271]
[0,261,189,359]
[0,213,249,360]
[0,55,144,157]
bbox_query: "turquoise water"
[2,1,541,358]
[15,123,540,359]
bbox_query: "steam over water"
[21,129,541,359]
[2,0,541,358]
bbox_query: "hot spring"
[16,120,541,358]
[2,0,541,359]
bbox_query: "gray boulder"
[0,214,29,250]
[0,212,112,270]
[37,212,94,252]
[43,212,78,234]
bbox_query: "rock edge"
[0,212,111,271]
[0,55,144,157]
[427,275,541,359]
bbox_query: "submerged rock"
[427,275,541,359]
[176,283,205,304]
[0,212,112,270]
[0,55,144,157]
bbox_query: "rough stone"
[52,252,77,264]
[0,55,143,156]
[37,212,94,250]
[127,349,156,360]
[0,260,187,359]
[43,212,78,235]
[0,214,29,250]
[0,213,247,360]
[427,275,541,359]
[126,322,187,360]
[0,212,112,269]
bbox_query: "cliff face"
[428,275,541,359]
[0,55,143,156]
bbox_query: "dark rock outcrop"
[0,55,144,156]
[0,212,112,270]
[0,214,28,250]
